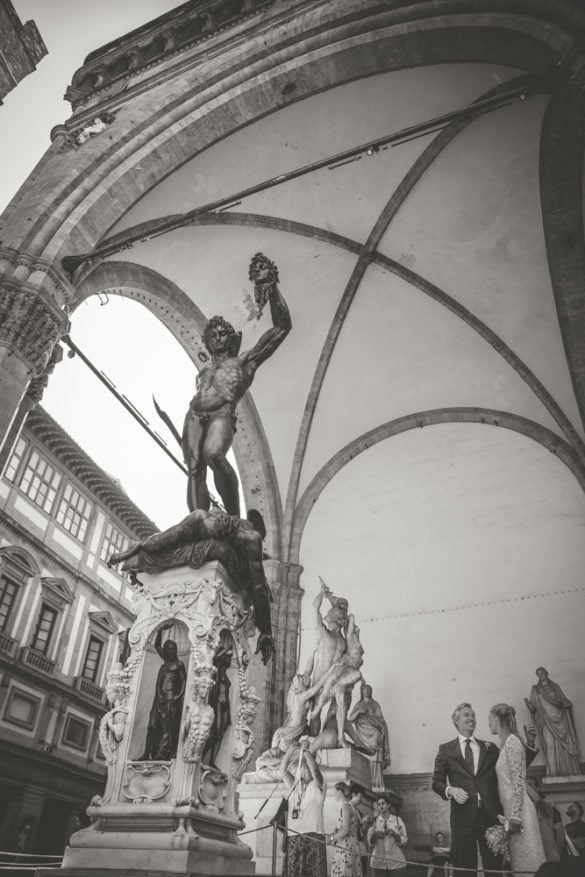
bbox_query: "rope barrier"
[238,824,274,837]
[284,825,539,875]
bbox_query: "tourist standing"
[328,782,362,877]
[367,796,407,876]
[349,783,369,877]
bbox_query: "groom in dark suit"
[432,702,537,877]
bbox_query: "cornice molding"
[24,406,159,541]
[63,0,275,112]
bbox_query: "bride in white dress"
[489,703,545,875]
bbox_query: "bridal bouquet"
[485,816,512,863]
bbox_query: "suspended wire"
[61,334,187,476]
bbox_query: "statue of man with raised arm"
[182,254,291,516]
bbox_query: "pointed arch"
[289,407,585,564]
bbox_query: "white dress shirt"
[446,734,481,802]
[457,733,480,773]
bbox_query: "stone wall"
[0,0,46,103]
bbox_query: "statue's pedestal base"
[238,748,398,875]
[541,774,585,811]
[53,562,259,877]
[57,802,254,876]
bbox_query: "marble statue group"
[247,577,390,788]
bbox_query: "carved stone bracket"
[199,768,228,812]
[53,112,117,153]
[26,343,64,403]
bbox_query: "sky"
[1,1,207,528]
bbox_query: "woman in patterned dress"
[327,782,363,877]
[489,703,546,875]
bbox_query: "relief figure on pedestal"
[202,629,233,767]
[525,666,582,776]
[180,253,291,517]
[139,622,186,761]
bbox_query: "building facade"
[0,406,157,855]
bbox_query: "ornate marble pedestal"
[59,563,259,876]
[541,774,585,812]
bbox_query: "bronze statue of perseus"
[182,253,291,516]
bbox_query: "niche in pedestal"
[129,620,190,763]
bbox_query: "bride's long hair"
[489,702,521,738]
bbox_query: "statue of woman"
[345,682,391,768]
[139,622,186,761]
[525,667,581,776]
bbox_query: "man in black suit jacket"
[432,702,537,877]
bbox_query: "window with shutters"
[81,635,104,682]
[30,603,58,655]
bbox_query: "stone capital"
[0,283,69,373]
[0,246,75,309]
[263,558,303,590]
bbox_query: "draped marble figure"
[525,667,582,777]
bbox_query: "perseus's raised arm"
[243,283,291,373]
[242,254,292,373]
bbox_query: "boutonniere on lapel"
[484,741,496,751]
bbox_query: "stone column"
[260,560,303,751]
[0,251,71,463]
[0,344,63,475]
